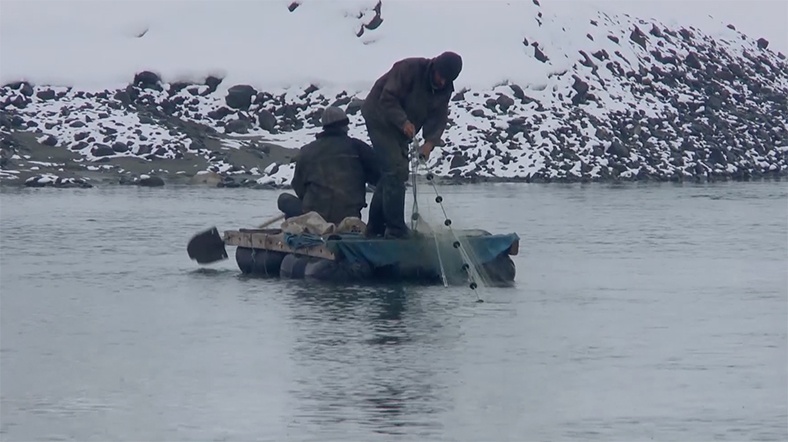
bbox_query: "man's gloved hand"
[418,141,435,160]
[402,121,416,139]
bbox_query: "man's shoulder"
[349,136,372,149]
[299,140,319,151]
[297,139,321,158]
[393,57,429,69]
[395,56,429,64]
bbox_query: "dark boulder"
[112,141,129,153]
[41,135,58,146]
[509,84,526,102]
[138,175,165,187]
[496,94,515,111]
[36,89,56,100]
[91,144,115,157]
[207,106,233,120]
[225,119,252,134]
[534,46,549,63]
[449,154,468,169]
[17,82,34,97]
[346,98,364,115]
[331,96,352,107]
[217,176,241,188]
[203,75,223,95]
[5,95,29,109]
[607,139,630,158]
[168,81,192,95]
[225,84,257,110]
[629,26,648,49]
[257,109,277,131]
[134,71,162,90]
[571,76,589,95]
[685,52,702,69]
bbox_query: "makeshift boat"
[187,215,519,287]
[222,227,519,286]
[187,139,520,288]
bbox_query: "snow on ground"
[1,0,784,90]
[1,0,786,186]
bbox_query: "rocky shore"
[1,5,786,189]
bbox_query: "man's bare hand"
[402,121,416,139]
[418,141,435,160]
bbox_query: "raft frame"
[222,228,520,286]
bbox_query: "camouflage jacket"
[361,57,455,146]
[291,127,380,224]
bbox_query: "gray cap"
[321,106,350,128]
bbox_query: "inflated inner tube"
[235,247,514,286]
[235,247,286,277]
[280,253,373,282]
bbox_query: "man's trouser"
[365,120,410,237]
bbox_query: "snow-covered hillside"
[1,0,786,187]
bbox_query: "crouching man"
[277,106,380,225]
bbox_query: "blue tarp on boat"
[235,229,519,285]
[320,231,520,268]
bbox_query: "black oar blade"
[187,227,228,264]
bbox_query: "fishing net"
[405,137,497,302]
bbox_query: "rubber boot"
[365,187,385,238]
[381,178,411,239]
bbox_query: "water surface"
[1,181,786,441]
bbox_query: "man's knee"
[277,193,303,219]
[394,160,409,182]
[379,172,406,189]
[364,124,409,180]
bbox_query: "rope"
[410,137,448,287]
[410,138,420,232]
[284,232,326,250]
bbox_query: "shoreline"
[1,127,785,190]
[1,160,783,191]
[2,116,785,189]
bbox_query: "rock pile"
[1,3,786,186]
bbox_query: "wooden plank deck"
[222,228,519,264]
[223,229,337,261]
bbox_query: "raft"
[223,228,520,286]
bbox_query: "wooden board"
[223,229,337,261]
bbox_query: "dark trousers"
[277,193,303,219]
[365,120,410,237]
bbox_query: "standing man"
[279,106,380,225]
[361,51,463,239]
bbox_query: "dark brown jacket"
[361,57,455,146]
[291,127,380,224]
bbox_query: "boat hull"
[230,229,519,286]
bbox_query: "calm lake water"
[1,181,786,441]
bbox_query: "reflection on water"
[283,282,446,439]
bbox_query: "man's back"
[361,57,454,142]
[291,128,379,224]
